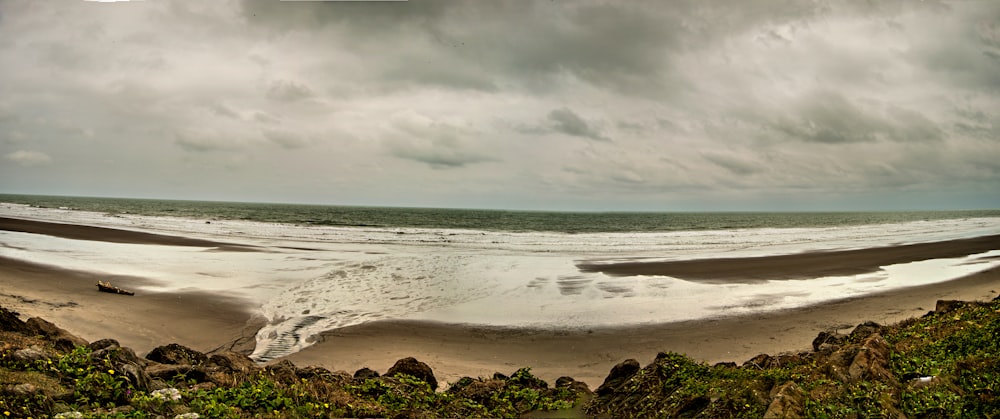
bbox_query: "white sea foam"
[2,202,999,361]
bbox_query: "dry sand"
[2,217,999,389]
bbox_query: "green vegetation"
[3,298,1000,418]
[587,298,1000,417]
[0,321,578,418]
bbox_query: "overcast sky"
[1,0,998,211]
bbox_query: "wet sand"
[2,217,999,389]
[578,234,1000,283]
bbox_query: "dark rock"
[264,359,301,383]
[555,376,591,393]
[25,317,88,351]
[12,345,51,362]
[449,379,505,405]
[847,333,893,383]
[0,306,30,333]
[595,359,640,396]
[446,377,476,393]
[207,351,258,374]
[934,300,967,314]
[354,367,381,380]
[849,321,882,341]
[812,331,846,352]
[146,364,206,382]
[88,338,121,352]
[9,383,38,396]
[146,343,208,366]
[386,357,438,391]
[492,372,509,381]
[763,381,806,419]
[743,354,777,370]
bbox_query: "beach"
[2,216,1000,388]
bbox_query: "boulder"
[146,343,208,366]
[0,307,31,334]
[264,360,301,383]
[763,381,806,418]
[595,359,640,396]
[555,376,591,393]
[848,321,882,341]
[353,367,380,380]
[207,351,258,375]
[386,357,438,391]
[88,339,121,352]
[934,300,968,314]
[847,333,893,383]
[12,345,51,363]
[743,354,778,370]
[93,344,152,392]
[146,364,207,383]
[812,331,845,352]
[25,317,88,351]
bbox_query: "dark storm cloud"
[1,0,998,210]
[547,108,610,142]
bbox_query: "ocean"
[2,194,998,233]
[2,194,1000,362]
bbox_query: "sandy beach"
[2,217,999,389]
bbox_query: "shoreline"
[2,216,999,388]
[578,233,1000,283]
[282,266,1000,387]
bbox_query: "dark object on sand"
[97,281,134,296]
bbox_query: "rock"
[264,359,301,383]
[812,331,845,352]
[492,372,509,381]
[86,341,153,392]
[207,351,258,374]
[147,364,207,382]
[12,345,51,362]
[386,357,438,391]
[934,300,967,314]
[763,381,806,418]
[743,354,778,370]
[446,377,476,393]
[146,343,208,366]
[595,359,640,396]
[848,321,882,341]
[10,383,38,396]
[88,338,121,352]
[25,317,88,351]
[555,376,591,393]
[354,367,381,380]
[847,333,893,383]
[0,306,30,333]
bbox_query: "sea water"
[2,194,1000,361]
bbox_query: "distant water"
[3,194,1000,362]
[2,194,998,233]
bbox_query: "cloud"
[383,111,495,169]
[265,79,314,102]
[174,130,246,152]
[547,108,610,142]
[5,150,52,166]
[262,129,309,150]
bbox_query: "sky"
[1,0,998,211]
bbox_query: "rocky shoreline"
[4,294,1000,417]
